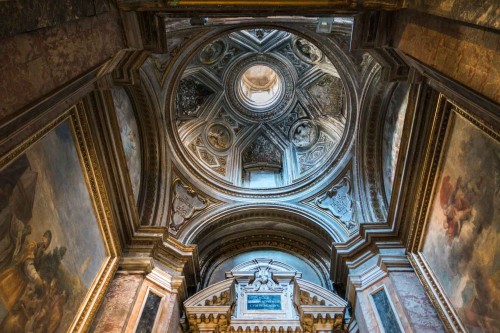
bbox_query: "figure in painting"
[439,175,480,244]
[0,228,69,333]
[0,157,71,333]
[0,156,37,271]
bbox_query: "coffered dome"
[173,29,349,191]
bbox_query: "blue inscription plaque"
[247,295,282,310]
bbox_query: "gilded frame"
[407,93,499,332]
[0,103,120,332]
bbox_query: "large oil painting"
[112,87,142,203]
[422,108,500,332]
[0,119,107,332]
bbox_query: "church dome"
[171,28,353,194]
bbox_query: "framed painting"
[0,104,119,332]
[408,94,499,332]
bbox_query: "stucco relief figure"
[199,40,225,64]
[170,179,208,231]
[206,124,232,151]
[176,77,213,117]
[315,177,356,229]
[248,268,282,292]
[294,38,323,64]
[290,120,319,149]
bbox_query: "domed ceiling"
[174,29,347,189]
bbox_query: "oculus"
[239,65,281,108]
[225,55,293,122]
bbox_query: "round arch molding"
[176,205,338,291]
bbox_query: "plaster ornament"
[246,267,283,292]
[297,132,335,173]
[206,123,232,151]
[308,74,344,118]
[315,177,356,229]
[293,37,323,64]
[170,179,208,231]
[275,103,308,136]
[290,119,319,149]
[242,135,282,168]
[176,77,213,117]
[251,28,272,40]
[199,40,225,64]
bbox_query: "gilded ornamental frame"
[0,103,120,332]
[407,93,499,332]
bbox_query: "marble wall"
[90,274,143,333]
[390,272,444,333]
[354,271,444,333]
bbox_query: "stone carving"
[176,77,213,117]
[211,45,241,76]
[250,29,273,41]
[206,123,232,151]
[148,53,171,82]
[242,135,281,168]
[299,291,326,305]
[199,40,226,64]
[189,135,228,176]
[308,74,345,118]
[278,43,311,74]
[170,179,208,231]
[297,132,335,173]
[246,267,283,292]
[203,291,230,306]
[290,119,319,150]
[315,177,356,229]
[214,109,246,137]
[293,38,323,64]
[275,103,308,136]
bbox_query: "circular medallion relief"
[206,123,232,151]
[293,38,323,64]
[199,40,226,64]
[290,119,319,149]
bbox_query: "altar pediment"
[184,259,348,333]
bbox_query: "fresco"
[382,83,409,201]
[0,121,107,333]
[112,87,142,202]
[422,113,500,332]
